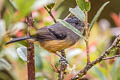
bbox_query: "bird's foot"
[59,56,68,65]
[55,53,69,65]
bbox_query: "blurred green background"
[0,0,120,80]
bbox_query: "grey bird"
[6,16,85,53]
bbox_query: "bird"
[6,16,85,55]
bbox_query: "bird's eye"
[58,34,66,39]
[54,33,66,40]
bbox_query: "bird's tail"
[6,36,31,44]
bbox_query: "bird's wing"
[34,25,67,41]
[48,28,67,40]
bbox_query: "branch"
[58,50,67,80]
[85,0,90,64]
[25,13,35,80]
[103,55,120,60]
[84,12,90,64]
[44,6,57,23]
[71,35,120,80]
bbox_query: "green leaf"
[46,3,55,10]
[0,20,6,41]
[0,58,12,71]
[17,46,27,61]
[111,57,120,78]
[0,58,13,80]
[93,67,107,80]
[69,6,85,22]
[14,0,35,19]
[58,19,85,39]
[34,44,43,70]
[76,0,91,12]
[85,2,91,11]
[89,1,110,32]
[76,0,85,11]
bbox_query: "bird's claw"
[59,57,68,65]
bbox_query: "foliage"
[76,0,91,11]
[0,0,119,80]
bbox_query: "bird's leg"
[56,50,68,80]
[56,51,68,65]
[59,50,68,65]
[60,50,66,57]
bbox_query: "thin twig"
[103,55,120,60]
[85,10,90,64]
[25,13,35,80]
[44,6,57,23]
[71,35,120,80]
[50,62,59,73]
[64,13,72,20]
